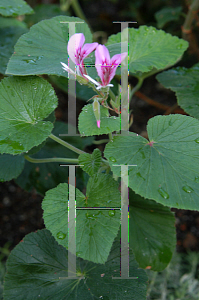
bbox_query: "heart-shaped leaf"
[129,189,176,271]
[155,6,182,28]
[0,154,25,182]
[157,63,199,120]
[3,229,148,300]
[106,26,188,77]
[42,174,121,263]
[104,114,199,210]
[6,16,92,76]
[0,0,33,17]
[0,76,58,155]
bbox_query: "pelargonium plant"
[0,2,199,299]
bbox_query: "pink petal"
[95,45,111,84]
[67,33,85,64]
[81,42,98,61]
[107,52,128,83]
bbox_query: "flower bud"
[92,98,101,128]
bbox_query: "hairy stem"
[49,134,85,155]
[24,155,79,164]
[130,77,144,100]
[182,0,199,33]
[93,139,110,144]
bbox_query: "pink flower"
[67,33,98,77]
[95,45,127,88]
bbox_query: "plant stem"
[49,134,85,155]
[108,132,113,141]
[129,77,144,100]
[93,139,109,144]
[60,0,72,11]
[109,88,116,102]
[24,155,79,164]
[182,0,199,33]
[60,0,92,32]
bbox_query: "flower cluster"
[61,33,127,127]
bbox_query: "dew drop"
[194,138,199,143]
[56,231,66,239]
[158,188,169,199]
[109,156,116,162]
[182,185,194,193]
[194,176,199,183]
[177,44,183,49]
[108,210,115,217]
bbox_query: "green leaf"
[42,174,121,263]
[104,114,199,210]
[129,189,176,271]
[0,76,58,155]
[155,6,182,28]
[82,173,121,207]
[0,17,28,74]
[106,26,188,77]
[24,4,69,27]
[15,121,93,195]
[3,229,148,300]
[156,63,199,120]
[0,154,25,182]
[78,104,120,136]
[78,148,102,176]
[6,16,92,76]
[0,0,33,17]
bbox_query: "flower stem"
[182,0,199,34]
[93,139,109,145]
[24,155,79,164]
[60,0,92,32]
[109,88,116,102]
[109,132,113,141]
[49,134,85,155]
[130,77,144,100]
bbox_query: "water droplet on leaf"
[194,176,199,183]
[108,210,115,217]
[182,185,194,193]
[109,156,116,162]
[56,231,66,239]
[158,188,169,199]
[194,138,199,143]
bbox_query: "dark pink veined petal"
[95,45,127,86]
[95,45,111,83]
[81,43,98,61]
[107,52,128,83]
[67,33,85,64]
[110,54,122,66]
